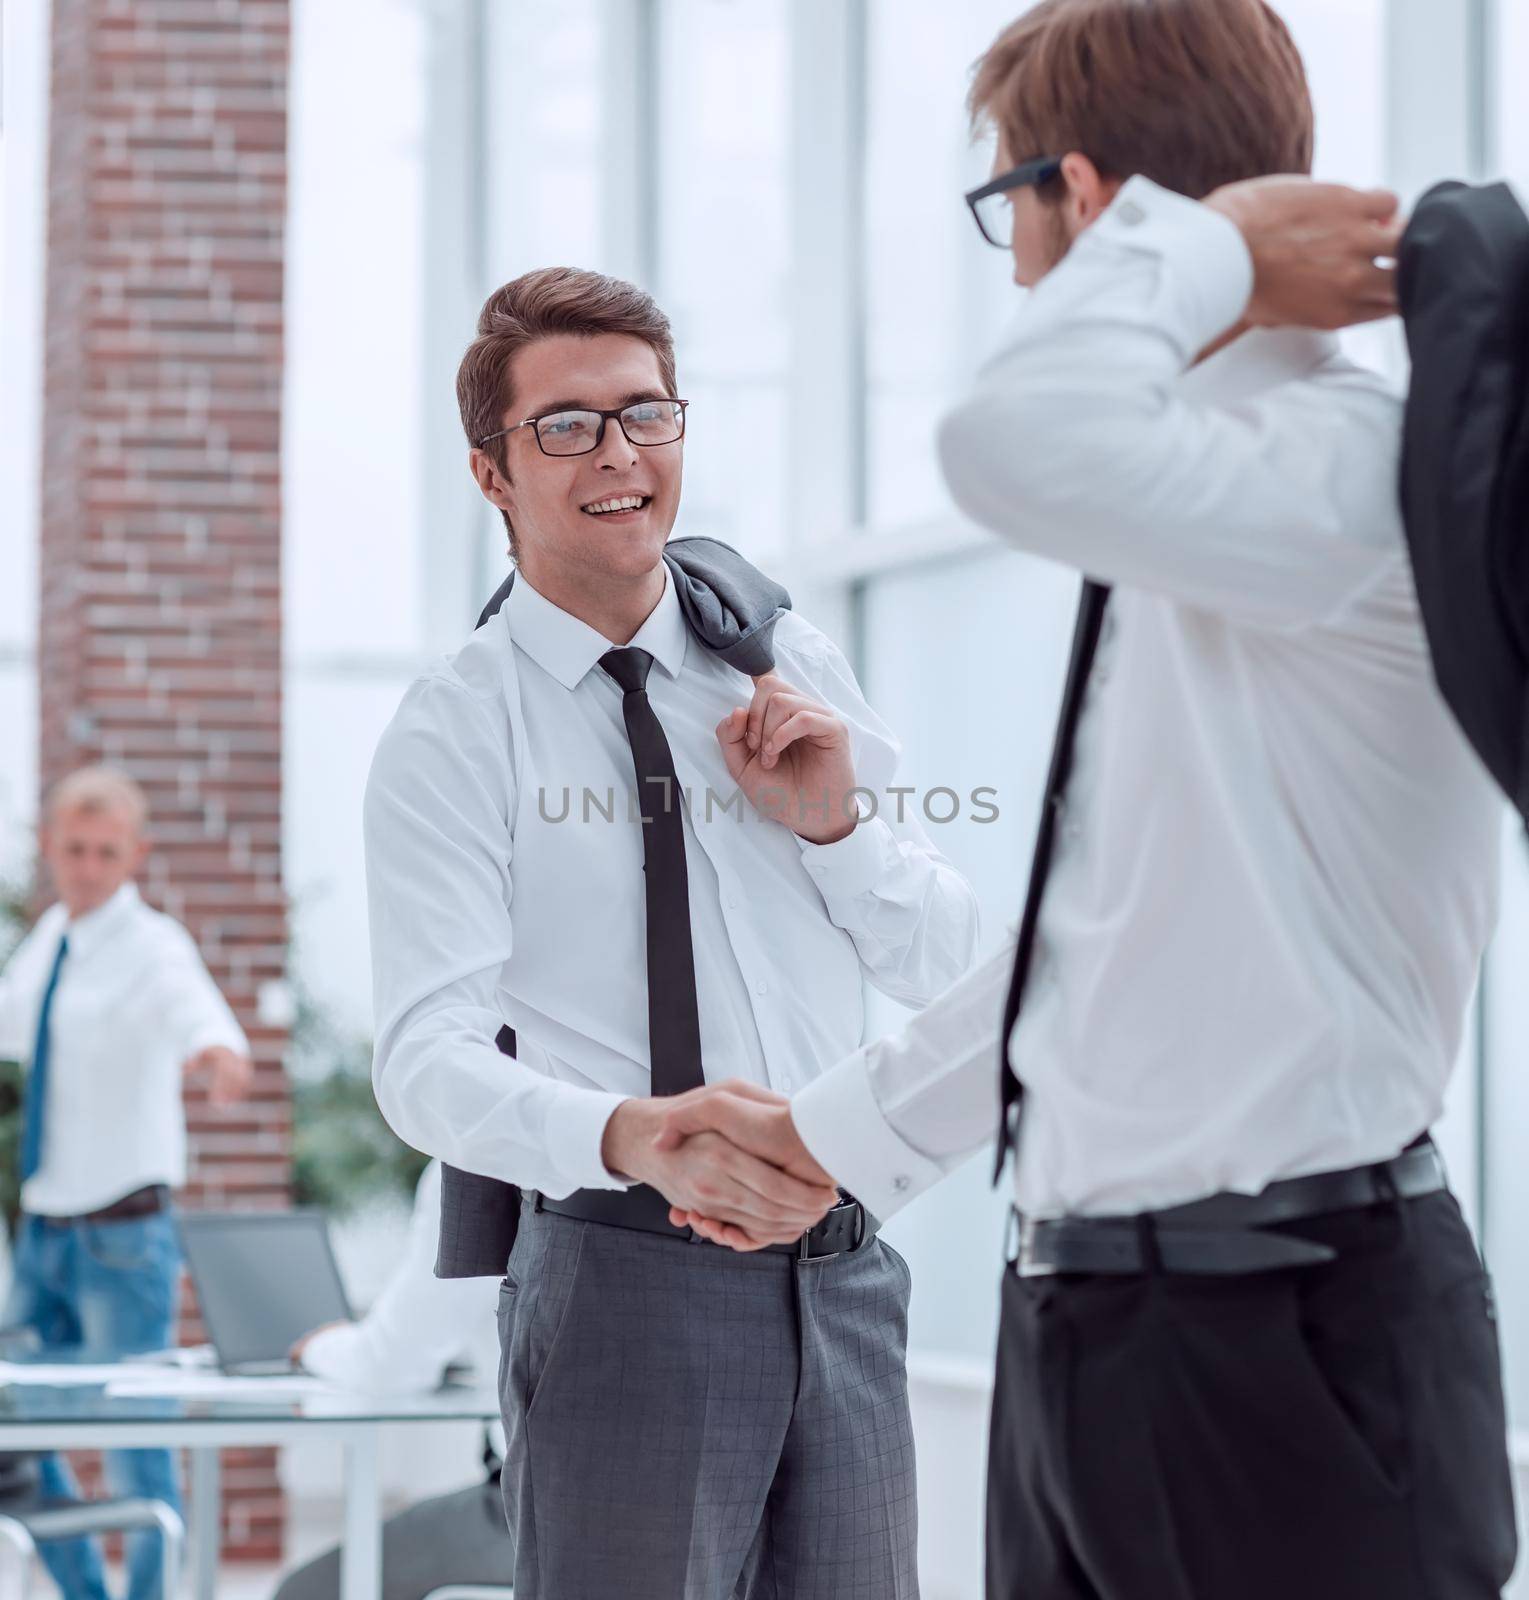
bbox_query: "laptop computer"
[176,1210,355,1376]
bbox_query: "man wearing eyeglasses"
[362,266,981,1597]
[655,1,1517,1597]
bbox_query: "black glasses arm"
[965,156,1064,206]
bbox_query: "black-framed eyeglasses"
[478,398,689,457]
[965,156,1063,248]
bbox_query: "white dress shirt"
[792,176,1505,1223]
[299,1159,506,1456]
[0,881,250,1216]
[364,564,980,1196]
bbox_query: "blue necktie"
[20,933,69,1185]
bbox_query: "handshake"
[600,1081,839,1251]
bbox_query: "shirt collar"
[61,880,140,957]
[504,562,689,690]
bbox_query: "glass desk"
[0,1357,500,1600]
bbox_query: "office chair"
[0,1332,185,1600]
[0,1492,185,1600]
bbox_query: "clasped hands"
[601,1082,838,1251]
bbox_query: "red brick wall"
[37,0,292,1564]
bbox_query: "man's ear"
[468,447,515,517]
[1056,152,1124,234]
[130,834,150,876]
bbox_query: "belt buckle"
[1014,1212,1059,1279]
[799,1200,865,1264]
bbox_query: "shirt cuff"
[540,1086,636,1197]
[796,806,892,904]
[295,1322,359,1382]
[1096,175,1255,352]
[791,1048,945,1223]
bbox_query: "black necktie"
[600,646,705,1098]
[994,579,1112,1181]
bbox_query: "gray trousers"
[497,1197,919,1599]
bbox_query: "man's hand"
[289,1318,351,1369]
[716,673,858,845]
[649,1082,839,1253]
[1203,176,1403,330]
[601,1081,839,1247]
[182,1045,254,1107]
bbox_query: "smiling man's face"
[471,331,683,587]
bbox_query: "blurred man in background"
[0,765,253,1600]
[274,1158,509,1600]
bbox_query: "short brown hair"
[456,267,678,555]
[969,0,1313,201]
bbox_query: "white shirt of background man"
[0,880,250,1216]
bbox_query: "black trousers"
[986,1189,1518,1598]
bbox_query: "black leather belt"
[35,1183,171,1228]
[1010,1137,1448,1278]
[532,1183,878,1262]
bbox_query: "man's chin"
[584,519,673,570]
[63,891,113,917]
[525,518,675,583]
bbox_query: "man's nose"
[594,416,640,469]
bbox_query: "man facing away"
[658,3,1518,1597]
[362,269,981,1597]
[0,766,253,1600]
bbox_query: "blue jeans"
[2,1207,184,1600]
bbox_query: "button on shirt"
[0,882,250,1217]
[791,177,1505,1223]
[363,564,981,1197]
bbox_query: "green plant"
[284,947,427,1216]
[290,1066,429,1217]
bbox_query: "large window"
[276,0,1518,1467]
[655,0,791,564]
[863,0,1025,530]
[482,7,606,277]
[442,0,1522,1396]
[277,0,1529,1406]
[1281,0,1386,183]
[280,0,431,1023]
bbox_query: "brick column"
[37,0,292,1564]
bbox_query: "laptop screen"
[178,1211,354,1371]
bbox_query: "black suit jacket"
[433,537,792,1277]
[1398,179,1529,824]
